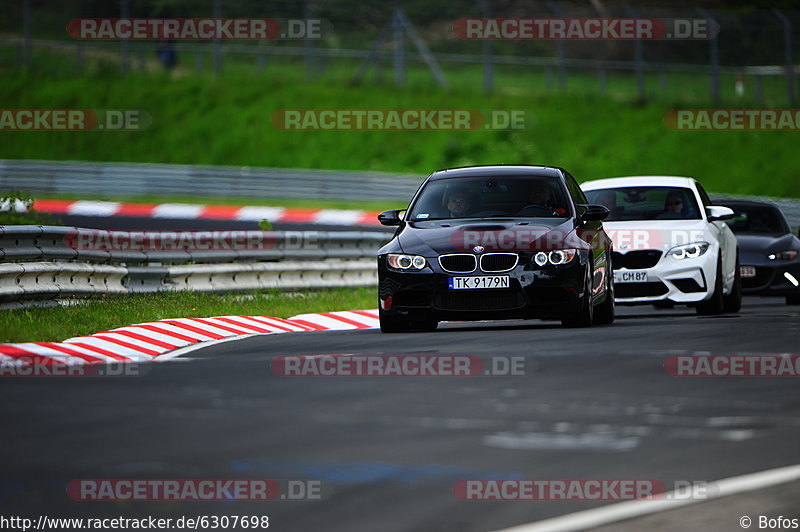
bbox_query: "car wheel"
[562,262,594,328]
[723,251,742,313]
[593,270,615,325]
[696,256,724,316]
[787,295,800,305]
[379,309,411,333]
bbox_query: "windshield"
[407,176,571,221]
[722,205,789,236]
[584,186,702,221]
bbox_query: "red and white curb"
[31,199,382,227]
[0,309,380,367]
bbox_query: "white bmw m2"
[581,176,741,315]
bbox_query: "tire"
[787,295,800,305]
[379,309,411,333]
[562,262,594,328]
[696,256,724,316]
[593,269,615,325]
[723,251,742,313]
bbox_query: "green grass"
[2,50,799,200]
[0,288,377,343]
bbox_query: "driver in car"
[657,191,688,219]
[518,181,567,216]
[445,187,476,217]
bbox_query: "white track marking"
[493,464,800,532]
[68,201,121,217]
[151,203,205,219]
[234,206,286,222]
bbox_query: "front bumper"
[378,253,591,322]
[613,249,716,305]
[740,261,800,297]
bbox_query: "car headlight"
[768,250,799,261]
[667,242,710,260]
[534,249,577,266]
[387,254,427,270]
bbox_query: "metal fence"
[3,1,800,104]
[0,159,423,202]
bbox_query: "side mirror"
[706,206,735,222]
[378,209,405,226]
[578,204,610,222]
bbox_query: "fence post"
[304,0,316,81]
[76,42,84,74]
[754,74,763,105]
[697,8,720,105]
[597,62,607,94]
[258,42,268,74]
[393,6,405,86]
[624,5,646,101]
[476,0,494,93]
[213,0,223,76]
[22,0,31,68]
[120,0,130,76]
[547,0,567,91]
[773,10,795,107]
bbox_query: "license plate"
[614,271,648,283]
[740,266,756,278]
[448,276,510,290]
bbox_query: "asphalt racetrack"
[2,297,799,531]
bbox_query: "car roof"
[581,176,697,190]
[429,165,563,181]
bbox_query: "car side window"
[696,184,712,208]
[564,173,587,205]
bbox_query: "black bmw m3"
[376,165,615,332]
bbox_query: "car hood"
[736,233,800,264]
[391,218,580,255]
[601,219,710,252]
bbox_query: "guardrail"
[0,225,389,303]
[0,225,389,264]
[3,161,800,228]
[0,159,422,201]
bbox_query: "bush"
[0,190,60,226]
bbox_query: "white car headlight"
[667,242,710,260]
[768,250,799,261]
[387,254,427,270]
[534,249,577,266]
